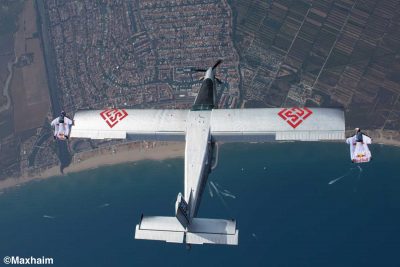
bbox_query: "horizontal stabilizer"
[135,216,238,245]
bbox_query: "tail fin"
[175,193,190,228]
[135,216,238,245]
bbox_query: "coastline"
[0,142,185,191]
[363,129,400,147]
[1,134,399,191]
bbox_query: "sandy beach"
[364,129,400,147]
[1,130,399,191]
[0,142,185,191]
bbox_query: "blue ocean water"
[0,143,399,267]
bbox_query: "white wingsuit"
[346,132,372,163]
[51,116,73,140]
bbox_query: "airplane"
[346,128,372,163]
[69,60,345,246]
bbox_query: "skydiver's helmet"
[58,111,67,123]
[59,114,65,124]
[356,131,363,142]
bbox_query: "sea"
[0,143,399,267]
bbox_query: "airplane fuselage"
[184,111,214,218]
[183,67,217,221]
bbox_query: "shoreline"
[1,136,399,191]
[0,142,185,191]
[362,129,400,147]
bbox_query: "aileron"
[70,109,188,141]
[210,108,345,142]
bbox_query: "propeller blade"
[212,59,223,70]
[199,77,204,81]
[192,68,207,72]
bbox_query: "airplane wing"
[210,108,345,142]
[70,109,188,141]
[71,107,344,142]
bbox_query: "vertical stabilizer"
[175,193,190,228]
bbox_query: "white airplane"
[346,128,372,163]
[70,60,345,246]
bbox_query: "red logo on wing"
[278,107,313,128]
[100,108,128,128]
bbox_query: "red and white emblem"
[100,108,128,128]
[278,107,313,129]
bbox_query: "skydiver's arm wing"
[346,136,355,144]
[50,118,59,136]
[210,108,345,142]
[50,118,58,127]
[70,109,188,140]
[65,117,73,125]
[362,134,372,144]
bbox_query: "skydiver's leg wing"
[349,143,355,160]
[363,143,372,158]
[64,124,71,137]
[347,136,355,160]
[54,125,59,137]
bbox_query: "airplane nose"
[204,68,214,80]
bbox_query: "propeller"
[191,68,207,72]
[213,59,223,84]
[191,59,223,84]
[212,59,222,70]
[191,59,223,73]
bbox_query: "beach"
[0,142,185,190]
[365,129,400,147]
[1,128,399,191]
